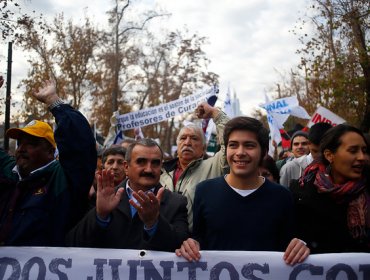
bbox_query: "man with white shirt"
[279,122,333,188]
[176,116,310,265]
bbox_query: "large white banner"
[0,247,369,280]
[115,87,218,131]
[308,106,346,128]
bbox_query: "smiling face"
[324,131,367,184]
[291,136,309,158]
[226,130,262,181]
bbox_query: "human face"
[103,154,125,184]
[124,145,162,191]
[324,132,367,184]
[308,143,320,160]
[291,136,309,158]
[176,127,204,166]
[16,134,54,178]
[226,130,262,180]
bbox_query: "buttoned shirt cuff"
[144,221,158,237]
[96,213,111,228]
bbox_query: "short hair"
[319,124,367,165]
[223,116,269,161]
[308,123,333,145]
[102,145,127,164]
[176,124,206,148]
[125,138,163,162]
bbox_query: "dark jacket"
[0,104,97,246]
[290,178,370,253]
[66,181,189,252]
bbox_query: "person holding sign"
[160,102,229,232]
[66,138,189,252]
[290,124,370,253]
[175,117,310,265]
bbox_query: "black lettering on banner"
[360,265,370,279]
[289,264,323,279]
[108,259,122,280]
[241,263,269,280]
[177,261,207,279]
[93,258,107,280]
[210,262,239,280]
[21,257,46,280]
[127,260,140,280]
[49,258,72,280]
[140,260,174,280]
[327,264,357,280]
[0,257,21,280]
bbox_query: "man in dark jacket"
[0,80,97,246]
[66,138,189,252]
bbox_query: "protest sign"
[115,87,218,131]
[0,247,369,280]
[308,106,346,127]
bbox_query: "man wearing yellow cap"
[0,80,97,246]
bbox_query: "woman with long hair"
[290,124,370,253]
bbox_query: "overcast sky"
[0,0,310,119]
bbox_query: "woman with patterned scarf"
[289,124,370,253]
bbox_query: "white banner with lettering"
[115,86,218,131]
[308,106,346,128]
[0,247,369,280]
[260,96,310,157]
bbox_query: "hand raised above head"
[195,102,220,119]
[31,80,59,106]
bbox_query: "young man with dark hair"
[176,116,309,265]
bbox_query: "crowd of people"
[0,79,369,265]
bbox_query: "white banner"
[308,106,346,127]
[260,96,310,156]
[115,87,218,131]
[0,247,369,280]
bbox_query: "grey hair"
[176,123,207,148]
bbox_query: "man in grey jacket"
[160,102,229,231]
[279,122,332,188]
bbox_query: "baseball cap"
[6,120,56,148]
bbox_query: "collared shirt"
[12,160,56,181]
[96,180,158,236]
[173,162,183,189]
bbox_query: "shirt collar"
[12,160,56,180]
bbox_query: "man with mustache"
[0,80,96,246]
[66,138,189,251]
[160,102,229,231]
